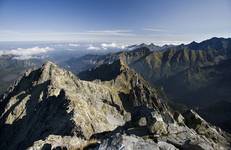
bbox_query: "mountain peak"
[42,61,57,69]
[0,62,127,149]
[41,61,61,76]
[37,61,65,85]
[190,41,198,44]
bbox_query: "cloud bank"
[0,46,54,60]
[68,43,80,47]
[101,43,126,49]
[143,28,167,32]
[87,45,100,50]
[86,43,127,51]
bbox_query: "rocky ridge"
[0,61,230,150]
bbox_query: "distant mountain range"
[126,43,175,51]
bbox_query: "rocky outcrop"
[183,110,229,145]
[0,61,230,150]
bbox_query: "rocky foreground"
[0,60,230,150]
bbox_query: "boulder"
[173,111,184,125]
[148,112,168,135]
[137,117,147,127]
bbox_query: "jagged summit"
[0,61,230,150]
[0,61,126,149]
[43,60,56,67]
[40,61,58,73]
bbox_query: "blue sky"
[0,0,231,44]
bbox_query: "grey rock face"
[98,133,161,150]
[183,110,230,146]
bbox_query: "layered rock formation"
[0,61,230,150]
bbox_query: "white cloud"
[68,43,80,47]
[87,45,101,50]
[101,43,127,50]
[101,43,117,49]
[0,46,54,59]
[86,30,134,36]
[143,28,167,32]
[0,29,135,41]
[13,55,39,60]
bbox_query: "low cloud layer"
[0,42,128,60]
[86,43,127,51]
[68,43,80,47]
[101,43,126,49]
[0,46,54,59]
[87,45,101,50]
